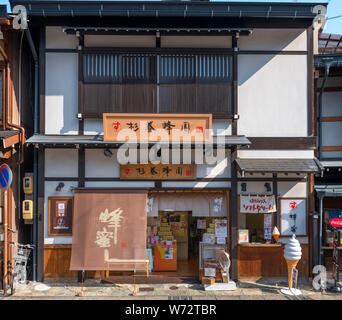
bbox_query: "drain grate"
[139,287,155,292]
[169,286,178,290]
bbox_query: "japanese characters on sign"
[280,198,307,236]
[103,113,212,142]
[240,195,276,214]
[120,163,196,180]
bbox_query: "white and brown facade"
[15,0,326,282]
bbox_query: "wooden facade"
[238,244,309,278]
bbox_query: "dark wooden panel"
[247,137,317,150]
[83,84,122,114]
[83,83,155,115]
[196,83,232,114]
[159,83,232,114]
[121,84,155,113]
[238,244,309,278]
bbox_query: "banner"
[240,195,276,213]
[70,189,148,271]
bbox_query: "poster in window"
[280,198,307,236]
[48,197,73,236]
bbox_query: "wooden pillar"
[37,147,45,282]
[77,147,85,282]
[273,174,278,227]
[230,147,238,281]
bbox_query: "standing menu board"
[48,197,73,236]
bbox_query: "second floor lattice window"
[79,52,232,117]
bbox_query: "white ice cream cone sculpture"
[283,234,302,292]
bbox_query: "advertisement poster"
[215,220,228,237]
[264,214,272,240]
[48,197,73,236]
[216,237,226,245]
[238,229,249,244]
[197,219,207,229]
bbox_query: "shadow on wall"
[238,29,306,86]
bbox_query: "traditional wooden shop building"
[314,32,342,272]
[0,6,34,293]
[17,0,325,282]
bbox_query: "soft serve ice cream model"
[281,234,302,295]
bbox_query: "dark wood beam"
[246,137,316,150]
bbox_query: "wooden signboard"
[103,113,212,142]
[48,197,73,236]
[120,163,196,180]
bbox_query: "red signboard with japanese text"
[103,113,212,142]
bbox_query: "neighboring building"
[0,5,34,294]
[314,32,342,274]
[12,0,325,282]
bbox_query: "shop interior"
[238,212,275,244]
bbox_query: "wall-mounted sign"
[329,218,342,228]
[120,163,196,180]
[48,197,73,236]
[0,164,13,192]
[240,195,276,213]
[280,198,307,236]
[103,113,212,142]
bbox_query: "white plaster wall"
[161,36,232,48]
[83,119,232,136]
[85,149,119,178]
[46,27,78,49]
[238,54,307,137]
[162,181,231,189]
[212,120,232,135]
[45,53,79,134]
[85,35,156,47]
[238,181,273,195]
[239,29,307,51]
[322,92,342,117]
[44,181,77,244]
[322,122,342,146]
[45,149,78,177]
[237,150,314,159]
[84,119,103,135]
[278,182,307,198]
[85,149,231,178]
[85,181,155,188]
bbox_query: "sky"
[0,0,341,34]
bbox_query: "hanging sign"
[0,164,13,192]
[240,195,276,213]
[120,163,196,180]
[103,113,212,142]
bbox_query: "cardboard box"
[202,277,215,285]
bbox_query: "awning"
[0,130,21,149]
[314,185,342,197]
[320,161,342,168]
[25,134,251,148]
[236,158,323,177]
[63,26,252,36]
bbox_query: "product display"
[284,234,302,289]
